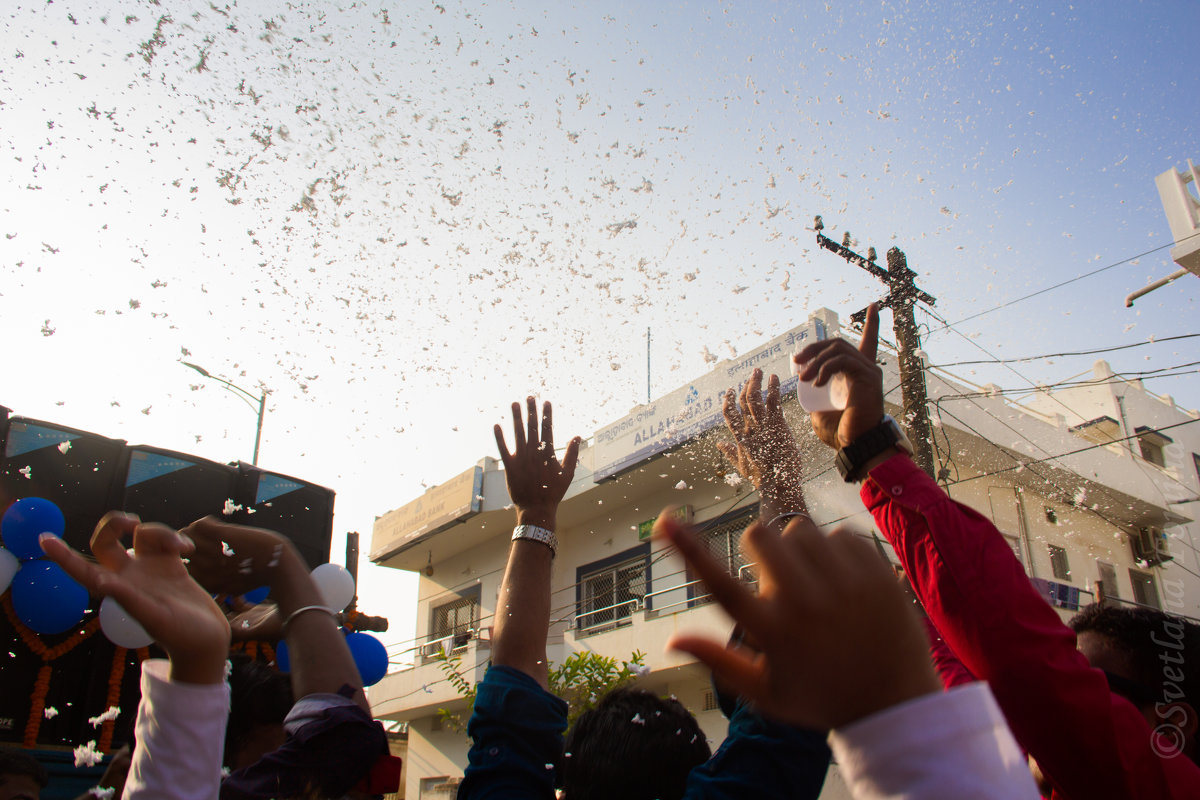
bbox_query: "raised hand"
[796,302,884,449]
[656,510,938,730]
[40,512,230,684]
[226,597,283,642]
[183,516,295,598]
[717,368,806,521]
[494,397,581,530]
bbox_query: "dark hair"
[562,688,711,800]
[224,654,295,768]
[0,747,48,789]
[1070,603,1200,708]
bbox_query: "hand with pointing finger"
[40,512,230,685]
[796,302,885,450]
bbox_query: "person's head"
[1070,602,1200,761]
[0,748,47,800]
[224,655,295,770]
[561,688,711,800]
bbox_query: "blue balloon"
[275,639,290,672]
[12,560,88,634]
[345,631,388,686]
[2,498,65,561]
[243,586,270,605]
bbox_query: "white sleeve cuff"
[124,659,231,800]
[829,682,1038,800]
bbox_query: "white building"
[369,308,1194,800]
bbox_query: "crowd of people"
[4,303,1200,799]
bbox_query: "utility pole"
[646,327,652,404]
[345,532,360,612]
[814,217,938,480]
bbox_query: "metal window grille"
[579,556,646,631]
[1139,437,1166,467]
[431,594,478,649]
[690,511,755,605]
[1129,569,1161,610]
[1097,561,1120,600]
[1048,545,1071,581]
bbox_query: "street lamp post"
[181,361,267,465]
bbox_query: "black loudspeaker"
[0,417,127,552]
[233,464,335,569]
[120,446,239,530]
[0,416,139,749]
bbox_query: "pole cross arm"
[816,232,890,281]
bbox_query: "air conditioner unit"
[1131,528,1173,567]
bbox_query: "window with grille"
[577,553,647,633]
[1097,561,1120,600]
[690,509,756,605]
[430,591,479,651]
[1048,545,1071,581]
[1135,426,1170,468]
[1129,569,1161,610]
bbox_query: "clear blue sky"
[2,0,1197,655]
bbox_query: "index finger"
[859,303,879,362]
[655,513,770,633]
[541,401,554,454]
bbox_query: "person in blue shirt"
[457,397,830,800]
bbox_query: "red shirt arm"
[921,614,976,690]
[861,453,1197,799]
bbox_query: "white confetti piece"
[89,705,121,727]
[74,740,103,767]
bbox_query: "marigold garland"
[98,646,128,753]
[3,593,102,746]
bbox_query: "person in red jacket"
[787,303,1200,800]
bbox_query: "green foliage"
[435,649,647,735]
[549,650,647,727]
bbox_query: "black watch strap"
[835,417,903,483]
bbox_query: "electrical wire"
[942,417,1200,487]
[927,334,1200,369]
[925,231,1200,335]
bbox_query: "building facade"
[369,309,1194,800]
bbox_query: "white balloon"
[0,548,17,594]
[311,563,355,612]
[99,596,154,649]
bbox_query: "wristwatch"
[835,415,914,483]
[512,524,557,557]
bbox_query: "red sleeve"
[921,614,976,690]
[861,454,1200,800]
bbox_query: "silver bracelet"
[281,604,336,635]
[768,512,811,529]
[512,524,557,557]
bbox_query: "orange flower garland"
[3,594,101,747]
[97,646,128,753]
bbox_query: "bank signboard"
[593,321,823,481]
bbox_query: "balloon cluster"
[275,562,388,686]
[1,498,89,635]
[2,502,388,684]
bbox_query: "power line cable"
[928,334,1200,369]
[926,231,1200,335]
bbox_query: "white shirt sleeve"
[123,659,231,800]
[828,682,1038,800]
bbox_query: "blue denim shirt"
[458,665,830,799]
